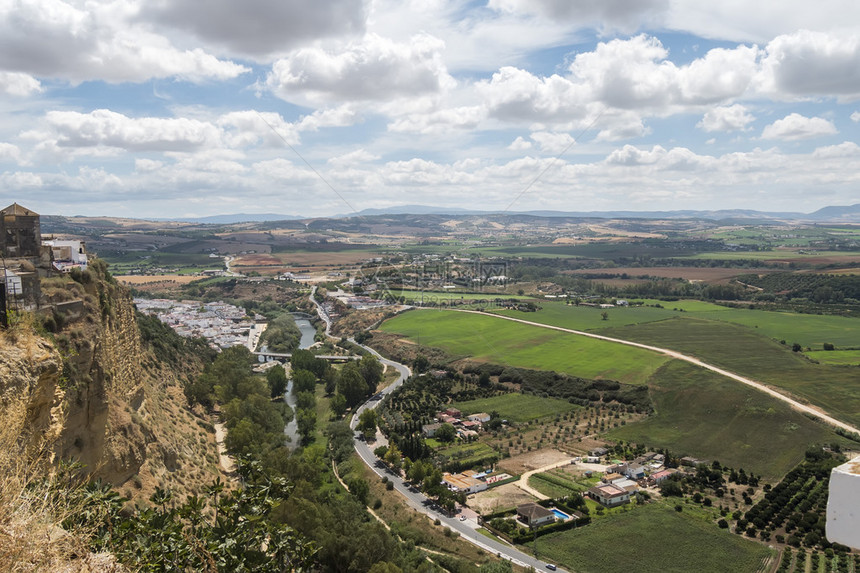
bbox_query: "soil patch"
[496,448,571,476]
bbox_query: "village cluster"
[134,298,262,350]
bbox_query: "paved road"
[347,339,567,572]
[451,309,860,436]
[312,289,568,571]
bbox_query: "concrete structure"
[422,423,441,437]
[826,455,860,549]
[625,463,646,480]
[588,484,631,507]
[0,203,41,258]
[648,469,678,486]
[443,471,487,494]
[44,239,88,272]
[467,413,491,423]
[516,503,556,527]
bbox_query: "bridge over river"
[253,351,360,362]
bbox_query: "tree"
[266,365,288,398]
[323,368,339,395]
[360,355,384,391]
[338,362,368,408]
[330,393,347,418]
[792,342,802,352]
[413,355,429,373]
[358,409,378,439]
[292,369,316,394]
[435,423,456,443]
[601,311,609,321]
[296,408,317,445]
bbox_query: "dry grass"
[0,390,122,572]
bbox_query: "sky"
[1,0,860,219]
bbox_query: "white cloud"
[698,104,755,132]
[758,30,860,100]
[852,111,860,122]
[489,0,668,32]
[0,142,21,163]
[761,113,838,140]
[0,0,248,83]
[327,149,379,167]
[508,136,532,150]
[134,158,163,172]
[386,106,485,134]
[144,0,367,58]
[0,71,41,97]
[44,109,221,152]
[530,131,576,154]
[664,1,860,44]
[267,34,455,104]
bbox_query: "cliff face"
[1,265,221,501]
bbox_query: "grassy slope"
[452,393,578,423]
[490,302,860,427]
[496,299,860,348]
[531,502,774,573]
[605,360,851,480]
[600,317,860,428]
[806,349,860,365]
[379,310,668,383]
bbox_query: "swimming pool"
[551,508,570,520]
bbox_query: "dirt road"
[452,309,860,436]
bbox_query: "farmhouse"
[516,503,556,527]
[601,472,625,484]
[625,463,646,480]
[422,423,441,438]
[442,471,487,494]
[647,468,679,486]
[588,484,631,507]
[467,412,491,423]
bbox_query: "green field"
[805,349,860,365]
[530,502,774,573]
[496,299,860,348]
[399,291,531,305]
[684,250,860,261]
[379,309,669,383]
[601,317,860,429]
[605,360,851,480]
[528,469,598,497]
[434,442,497,467]
[452,393,578,423]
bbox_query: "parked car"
[545,565,557,571]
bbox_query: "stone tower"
[0,203,42,258]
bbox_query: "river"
[283,314,317,448]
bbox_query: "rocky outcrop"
[1,266,221,501]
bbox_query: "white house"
[44,239,87,272]
[516,503,556,527]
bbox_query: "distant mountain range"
[144,203,860,224]
[343,203,860,223]
[154,213,304,224]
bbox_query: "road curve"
[448,309,860,436]
[347,345,567,572]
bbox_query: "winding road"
[309,290,568,571]
[311,292,859,571]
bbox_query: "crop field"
[530,502,774,573]
[528,468,598,497]
[452,393,578,423]
[434,442,498,467]
[497,299,860,352]
[601,317,860,429]
[379,309,669,383]
[398,291,531,305]
[683,250,860,264]
[605,361,851,480]
[805,349,860,365]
